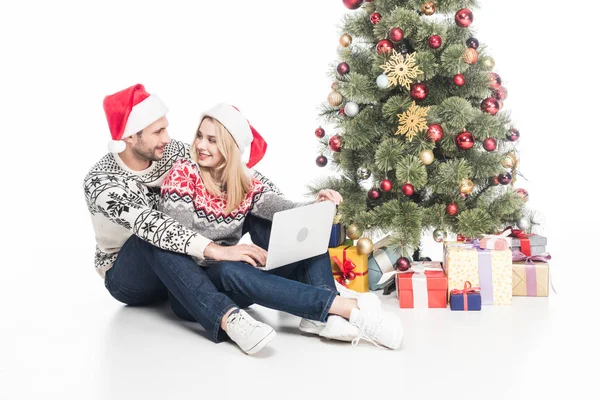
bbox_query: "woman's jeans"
[104,215,338,342]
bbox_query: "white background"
[1,1,598,399]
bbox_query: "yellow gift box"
[328,244,369,293]
[443,242,512,305]
[512,261,549,297]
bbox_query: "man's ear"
[124,135,136,145]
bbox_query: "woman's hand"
[204,242,267,268]
[316,189,343,205]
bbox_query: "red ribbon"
[332,246,367,287]
[502,227,533,256]
[450,281,481,310]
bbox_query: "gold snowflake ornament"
[396,102,430,141]
[380,50,423,90]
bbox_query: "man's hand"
[316,189,343,205]
[203,242,268,268]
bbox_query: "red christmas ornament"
[428,35,442,49]
[453,74,466,86]
[455,131,474,150]
[376,39,395,54]
[488,72,502,90]
[481,97,500,115]
[329,135,342,152]
[456,234,466,242]
[380,179,393,192]
[389,27,404,42]
[337,62,350,75]
[498,173,512,185]
[446,203,459,216]
[339,107,346,116]
[394,257,411,272]
[315,127,325,138]
[316,155,328,167]
[427,124,444,142]
[492,86,508,101]
[410,82,429,101]
[401,183,414,197]
[370,12,382,24]
[507,128,520,142]
[483,137,497,152]
[455,8,474,27]
[368,188,381,200]
[491,176,500,186]
[516,188,529,202]
[343,0,364,10]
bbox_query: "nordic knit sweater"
[159,159,307,266]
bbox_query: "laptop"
[261,200,336,270]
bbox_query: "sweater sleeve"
[249,172,312,221]
[84,170,212,261]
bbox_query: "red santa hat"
[199,104,267,168]
[103,83,168,153]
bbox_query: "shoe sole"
[244,328,276,355]
[298,322,323,335]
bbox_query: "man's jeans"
[105,215,338,342]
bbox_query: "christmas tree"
[310,0,532,257]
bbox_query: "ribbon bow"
[331,255,357,287]
[502,227,534,256]
[511,249,552,265]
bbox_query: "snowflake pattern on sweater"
[159,159,307,264]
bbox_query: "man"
[83,83,278,355]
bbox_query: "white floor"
[2,246,596,400]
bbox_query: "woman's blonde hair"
[190,116,251,213]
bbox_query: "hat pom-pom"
[108,140,126,153]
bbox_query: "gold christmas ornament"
[396,101,430,141]
[421,2,436,15]
[501,153,518,169]
[419,149,434,165]
[356,237,374,255]
[459,178,474,194]
[327,91,343,107]
[380,50,423,90]
[339,34,352,47]
[483,57,496,69]
[331,82,339,90]
[346,224,362,240]
[462,48,479,64]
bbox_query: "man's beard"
[134,143,163,162]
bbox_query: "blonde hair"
[191,117,251,213]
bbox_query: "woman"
[159,104,403,354]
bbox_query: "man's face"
[194,118,224,169]
[132,117,171,162]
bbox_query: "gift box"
[511,250,551,297]
[449,281,482,311]
[504,228,547,256]
[396,262,447,308]
[328,223,347,248]
[368,245,403,291]
[329,244,369,293]
[443,242,512,305]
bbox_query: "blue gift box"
[449,291,482,311]
[328,223,346,248]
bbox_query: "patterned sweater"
[159,159,307,265]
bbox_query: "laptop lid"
[263,201,336,270]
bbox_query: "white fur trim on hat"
[199,104,253,154]
[107,139,127,154]
[122,94,169,139]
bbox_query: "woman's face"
[194,118,224,169]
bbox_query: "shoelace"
[351,313,384,349]
[229,313,256,337]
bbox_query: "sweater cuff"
[188,234,213,261]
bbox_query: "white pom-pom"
[108,140,126,153]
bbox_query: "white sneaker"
[226,309,276,355]
[299,318,326,335]
[319,315,360,342]
[349,307,403,350]
[335,282,382,308]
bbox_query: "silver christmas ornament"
[376,74,389,89]
[517,217,531,230]
[357,167,371,180]
[344,101,359,117]
[433,229,447,243]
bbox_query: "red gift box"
[396,262,448,308]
